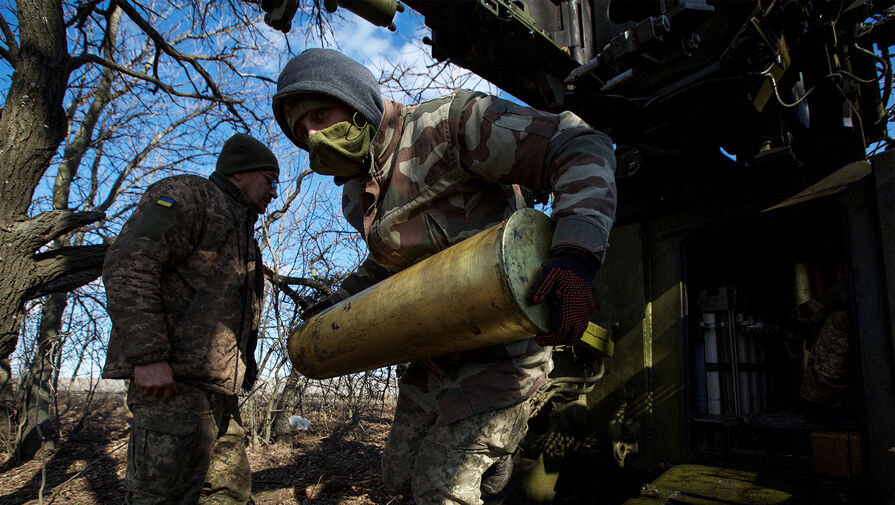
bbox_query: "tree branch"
[0,14,18,65]
[25,244,109,300]
[68,53,235,105]
[96,103,215,213]
[267,168,314,223]
[55,7,122,211]
[65,0,103,28]
[271,273,332,294]
[12,210,105,252]
[217,57,277,84]
[112,0,248,128]
[0,46,13,67]
[263,265,333,309]
[264,272,308,309]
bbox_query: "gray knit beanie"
[215,133,280,175]
[272,48,384,150]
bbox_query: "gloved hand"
[528,249,598,346]
[300,298,334,320]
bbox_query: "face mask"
[307,120,375,177]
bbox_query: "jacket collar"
[209,171,259,222]
[371,99,404,177]
[333,98,404,187]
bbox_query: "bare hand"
[133,361,179,398]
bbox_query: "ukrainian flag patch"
[136,196,176,240]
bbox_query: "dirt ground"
[0,392,413,505]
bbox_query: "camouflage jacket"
[102,173,263,395]
[329,90,617,423]
[798,284,853,407]
[801,311,852,407]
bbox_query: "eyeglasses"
[260,172,278,190]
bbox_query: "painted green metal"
[871,150,895,372]
[580,321,614,357]
[622,464,796,505]
[587,222,653,470]
[841,161,895,501]
[478,0,566,53]
[643,228,687,471]
[324,0,401,29]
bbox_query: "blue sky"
[259,6,504,103]
[2,2,892,379]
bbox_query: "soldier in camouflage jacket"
[796,284,855,414]
[102,133,279,505]
[273,48,616,505]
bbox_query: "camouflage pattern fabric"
[311,88,616,503]
[327,90,617,422]
[102,173,262,394]
[798,284,848,324]
[336,91,616,286]
[382,375,530,505]
[800,310,853,408]
[125,382,251,505]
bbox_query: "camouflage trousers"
[800,310,852,408]
[381,379,529,505]
[125,381,251,505]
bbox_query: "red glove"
[528,250,598,346]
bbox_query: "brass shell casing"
[288,208,553,379]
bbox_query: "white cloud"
[325,13,506,103]
[253,7,515,106]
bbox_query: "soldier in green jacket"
[102,133,279,505]
[272,48,616,505]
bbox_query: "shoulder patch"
[155,196,175,208]
[134,198,177,240]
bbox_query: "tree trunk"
[12,6,122,460]
[271,369,306,441]
[0,243,38,418]
[0,0,71,423]
[0,358,13,440]
[15,293,66,460]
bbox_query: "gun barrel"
[324,0,403,30]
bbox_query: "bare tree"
[0,0,291,457]
[0,0,506,462]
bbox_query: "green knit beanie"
[215,133,280,176]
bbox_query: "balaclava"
[272,49,384,169]
[277,93,374,177]
[306,117,376,177]
[215,133,280,176]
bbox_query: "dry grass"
[0,391,411,505]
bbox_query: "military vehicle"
[264,0,894,503]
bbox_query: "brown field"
[0,392,411,505]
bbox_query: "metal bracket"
[262,0,299,33]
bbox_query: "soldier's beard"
[308,120,375,177]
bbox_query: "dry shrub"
[241,366,400,447]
